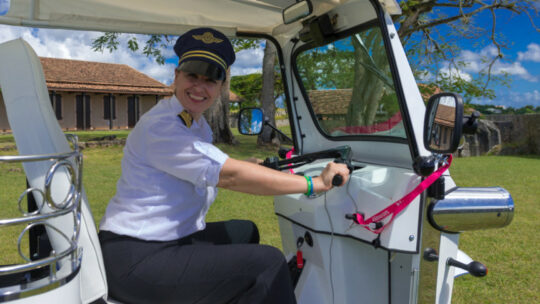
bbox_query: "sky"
[0,0,538,108]
[421,1,540,108]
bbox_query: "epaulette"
[178,110,193,128]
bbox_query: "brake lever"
[332,155,353,186]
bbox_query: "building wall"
[60,92,77,130]
[0,91,165,133]
[141,95,159,114]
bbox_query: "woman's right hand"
[315,162,350,192]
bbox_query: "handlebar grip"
[332,174,343,186]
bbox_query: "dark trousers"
[99,220,296,304]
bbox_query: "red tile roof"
[308,89,351,114]
[40,57,173,95]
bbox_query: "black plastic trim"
[371,0,419,159]
[388,251,392,304]
[426,186,460,234]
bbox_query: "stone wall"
[458,119,501,157]
[485,114,540,155]
[458,114,540,156]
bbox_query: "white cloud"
[232,47,264,76]
[474,90,540,107]
[522,90,540,103]
[517,43,540,62]
[231,66,262,76]
[0,25,179,84]
[457,45,538,82]
[416,70,434,82]
[0,24,261,83]
[494,61,538,82]
[438,66,472,82]
[139,62,176,85]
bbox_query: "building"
[0,57,173,132]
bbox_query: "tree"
[230,74,263,107]
[230,48,286,145]
[258,41,279,145]
[397,0,539,100]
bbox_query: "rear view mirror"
[424,93,463,153]
[238,108,263,135]
[283,0,312,24]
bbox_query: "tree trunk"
[258,41,278,145]
[204,71,237,144]
[346,32,387,127]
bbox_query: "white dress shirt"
[99,95,229,241]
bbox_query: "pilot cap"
[174,27,235,81]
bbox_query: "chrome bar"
[0,150,79,163]
[0,203,76,227]
[0,134,83,298]
[428,187,514,233]
[0,242,77,276]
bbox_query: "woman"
[98,27,350,304]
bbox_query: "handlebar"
[262,145,353,172]
[332,174,343,186]
[262,145,353,188]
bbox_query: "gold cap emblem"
[193,32,223,44]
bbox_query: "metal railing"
[0,134,83,301]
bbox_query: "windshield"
[296,23,406,139]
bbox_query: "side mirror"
[238,108,263,135]
[283,0,313,24]
[424,93,464,153]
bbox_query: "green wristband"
[304,176,313,196]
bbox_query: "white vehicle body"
[0,1,514,303]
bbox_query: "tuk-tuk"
[0,1,514,303]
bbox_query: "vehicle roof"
[0,0,400,40]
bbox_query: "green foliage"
[231,39,261,53]
[92,32,119,53]
[296,46,357,90]
[230,72,284,108]
[467,103,540,115]
[92,33,260,65]
[230,74,263,107]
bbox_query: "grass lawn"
[1,133,538,303]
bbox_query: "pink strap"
[353,155,453,234]
[285,148,295,174]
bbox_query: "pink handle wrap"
[286,148,295,174]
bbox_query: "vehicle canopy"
[2,0,400,42]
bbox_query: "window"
[103,95,116,120]
[295,23,406,139]
[49,92,62,120]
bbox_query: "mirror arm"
[462,111,480,134]
[263,119,294,143]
